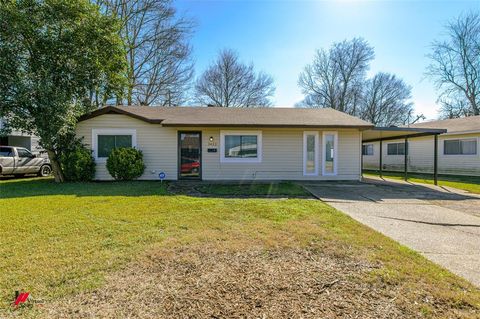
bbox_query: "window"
[225,136,257,158]
[444,139,477,155]
[303,132,319,175]
[98,135,132,157]
[322,132,338,175]
[362,144,374,156]
[17,148,33,158]
[92,129,136,160]
[220,131,262,163]
[387,142,406,155]
[0,147,13,157]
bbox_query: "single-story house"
[0,118,42,153]
[362,115,480,176]
[77,106,376,181]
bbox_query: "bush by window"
[106,147,145,180]
[60,145,95,181]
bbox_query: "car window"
[17,148,33,158]
[0,147,13,157]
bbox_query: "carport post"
[404,137,408,181]
[379,140,383,178]
[434,134,438,186]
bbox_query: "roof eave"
[77,106,163,124]
[161,123,374,129]
[441,129,480,136]
[362,127,447,143]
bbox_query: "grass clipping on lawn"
[47,245,389,318]
[1,179,479,318]
[46,241,478,319]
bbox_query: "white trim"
[322,131,338,176]
[303,131,319,176]
[92,128,137,161]
[220,130,262,163]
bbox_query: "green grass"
[0,177,479,317]
[195,181,311,196]
[363,170,480,194]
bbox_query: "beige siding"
[362,133,480,176]
[76,114,362,181]
[76,115,178,180]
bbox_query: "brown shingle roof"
[78,106,373,129]
[408,115,480,135]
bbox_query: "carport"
[362,127,447,185]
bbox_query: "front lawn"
[363,170,480,194]
[0,178,479,318]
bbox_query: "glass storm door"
[303,131,319,176]
[178,132,201,179]
[322,132,337,175]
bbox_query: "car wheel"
[39,165,52,177]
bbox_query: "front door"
[178,131,201,179]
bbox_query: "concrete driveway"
[302,177,480,287]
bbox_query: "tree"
[298,38,374,114]
[0,0,126,182]
[194,49,275,107]
[427,11,480,117]
[438,96,473,119]
[97,0,194,106]
[359,72,417,126]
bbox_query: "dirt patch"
[41,245,440,319]
[167,182,313,198]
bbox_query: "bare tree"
[427,11,480,117]
[359,72,417,126]
[298,38,374,114]
[439,95,474,119]
[194,49,275,107]
[97,0,194,106]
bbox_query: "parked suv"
[0,146,51,177]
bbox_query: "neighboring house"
[0,118,43,154]
[363,116,480,176]
[76,106,374,181]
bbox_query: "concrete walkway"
[302,177,480,287]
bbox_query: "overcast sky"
[176,0,480,120]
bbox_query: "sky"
[175,0,480,120]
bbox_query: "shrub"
[106,147,145,181]
[60,145,96,182]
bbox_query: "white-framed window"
[92,129,137,161]
[362,144,374,156]
[220,130,262,163]
[387,142,406,155]
[303,131,319,176]
[444,138,477,155]
[322,131,338,176]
